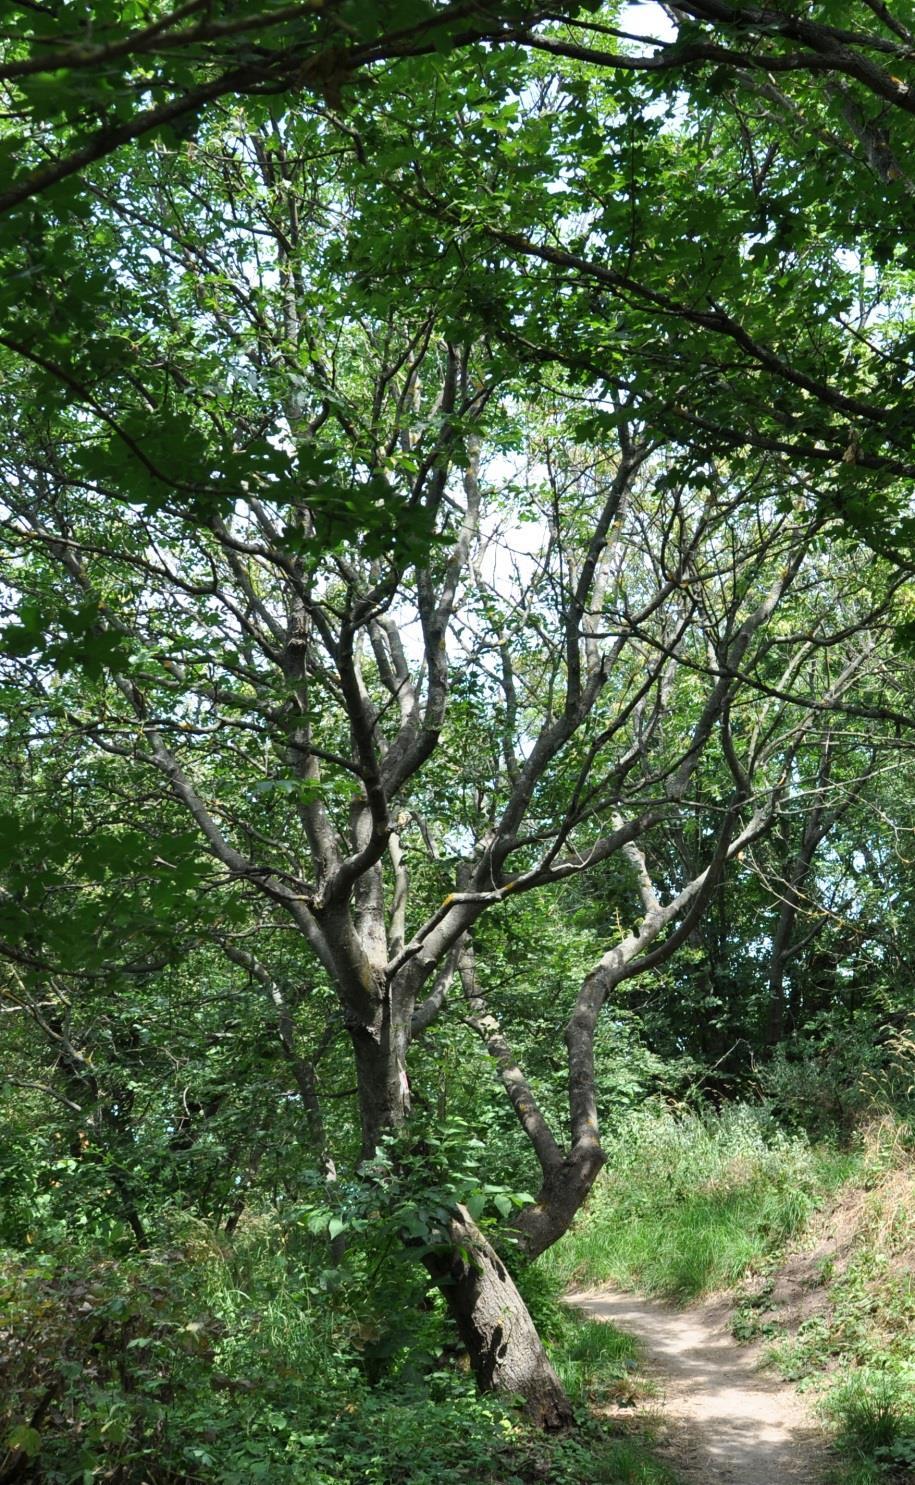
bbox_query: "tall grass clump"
[825,1369,915,1481]
[543,1102,825,1299]
[827,1370,915,1452]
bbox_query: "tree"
[0,0,574,217]
[4,1,915,1428]
[6,1,915,574]
[1,254,901,1413]
[351,16,915,546]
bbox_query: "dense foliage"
[5,0,915,1479]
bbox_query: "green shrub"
[759,1016,915,1138]
[0,1209,673,1485]
[826,1369,915,1466]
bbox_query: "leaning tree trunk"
[346,964,573,1425]
[426,1204,573,1429]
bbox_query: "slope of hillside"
[546,1109,915,1483]
[732,1124,915,1482]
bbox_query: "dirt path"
[568,1288,832,1485]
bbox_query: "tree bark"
[349,986,412,1160]
[351,978,575,1425]
[512,1149,606,1258]
[426,1204,573,1430]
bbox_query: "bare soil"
[741,1165,915,1335]
[568,1287,834,1485]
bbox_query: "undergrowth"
[543,1102,840,1300]
[0,1213,673,1484]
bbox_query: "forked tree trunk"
[351,981,573,1426]
[427,1204,573,1429]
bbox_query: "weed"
[732,1278,778,1343]
[826,1370,915,1461]
[0,1216,673,1484]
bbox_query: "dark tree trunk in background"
[349,990,413,1160]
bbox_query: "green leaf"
[6,1424,41,1458]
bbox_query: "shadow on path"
[568,1288,832,1484]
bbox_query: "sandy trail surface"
[568,1288,832,1484]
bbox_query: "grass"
[517,1263,659,1416]
[741,1124,915,1482]
[827,1371,915,1454]
[823,1371,915,1484]
[555,1312,643,1404]
[559,1109,915,1485]
[766,1254,915,1483]
[543,1102,837,1300]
